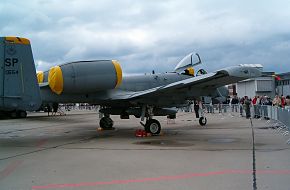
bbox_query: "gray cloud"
[1,0,290,73]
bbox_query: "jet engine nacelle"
[39,60,122,94]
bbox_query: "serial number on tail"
[5,70,19,75]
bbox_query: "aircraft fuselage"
[40,72,220,107]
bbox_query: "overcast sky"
[1,0,290,73]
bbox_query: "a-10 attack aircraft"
[0,37,262,134]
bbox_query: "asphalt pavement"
[0,110,289,190]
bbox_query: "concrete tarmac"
[0,110,289,190]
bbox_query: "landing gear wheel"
[199,117,207,126]
[99,117,114,130]
[19,111,27,118]
[145,119,161,135]
[10,111,17,119]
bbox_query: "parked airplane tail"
[0,37,41,117]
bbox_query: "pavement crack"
[250,118,258,190]
[0,136,96,161]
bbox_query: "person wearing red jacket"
[252,96,260,118]
[281,95,286,108]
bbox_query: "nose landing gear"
[199,117,207,126]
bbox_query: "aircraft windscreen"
[174,52,202,73]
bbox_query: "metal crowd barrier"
[192,104,239,114]
[59,104,99,111]
[185,103,290,128]
[252,105,290,128]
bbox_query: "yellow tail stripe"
[5,37,30,45]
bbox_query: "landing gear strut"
[198,106,207,126]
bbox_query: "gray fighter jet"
[0,37,262,134]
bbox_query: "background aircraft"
[0,37,262,134]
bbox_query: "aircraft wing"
[111,65,262,100]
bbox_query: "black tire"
[10,111,18,119]
[19,111,27,118]
[99,117,114,129]
[145,119,161,135]
[199,117,207,126]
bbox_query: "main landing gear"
[98,106,162,135]
[140,105,162,135]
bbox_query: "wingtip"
[217,65,262,79]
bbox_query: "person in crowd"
[265,96,272,120]
[239,96,245,117]
[231,95,239,112]
[272,95,282,107]
[267,96,272,105]
[203,97,211,113]
[285,95,290,110]
[260,95,269,119]
[244,96,251,119]
[209,98,214,113]
[194,100,200,118]
[222,96,230,113]
[252,96,260,118]
[256,96,261,118]
[252,96,257,118]
[218,100,222,113]
[281,95,286,108]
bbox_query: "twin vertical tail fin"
[0,37,41,113]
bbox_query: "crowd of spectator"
[197,94,290,119]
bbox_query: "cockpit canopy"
[174,52,202,73]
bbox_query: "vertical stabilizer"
[0,37,41,114]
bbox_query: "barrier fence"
[57,103,289,128]
[185,104,290,128]
[59,104,99,111]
